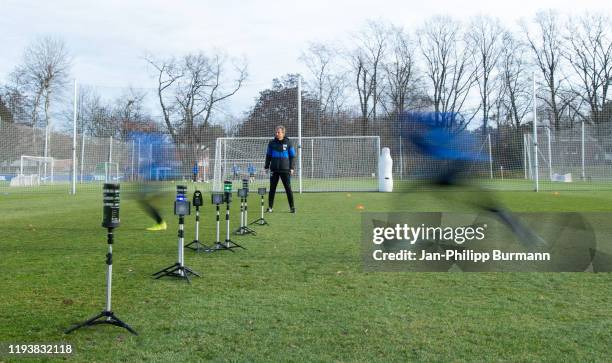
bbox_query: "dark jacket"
[265,137,296,173]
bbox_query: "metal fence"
[2,79,612,194]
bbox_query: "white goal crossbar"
[213,136,381,192]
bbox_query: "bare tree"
[466,15,504,134]
[564,12,612,123]
[111,88,152,140]
[0,83,28,123]
[349,20,389,134]
[147,52,247,145]
[523,10,569,130]
[498,31,532,128]
[418,16,478,129]
[75,86,114,137]
[11,36,70,169]
[351,51,372,134]
[383,25,418,115]
[326,73,350,126]
[14,36,71,129]
[299,42,349,135]
[147,52,246,170]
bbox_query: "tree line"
[2,10,611,146]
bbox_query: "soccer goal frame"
[213,136,381,193]
[20,155,55,183]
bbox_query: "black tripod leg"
[110,316,138,335]
[183,266,201,277]
[65,312,105,334]
[89,313,138,335]
[214,243,235,252]
[182,270,191,284]
[250,218,269,226]
[227,241,246,250]
[154,264,179,279]
[152,263,179,276]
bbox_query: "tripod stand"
[65,227,137,335]
[185,205,209,252]
[153,215,201,283]
[207,202,226,252]
[216,197,245,251]
[250,191,269,226]
[236,191,257,235]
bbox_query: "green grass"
[4,175,612,197]
[0,189,611,362]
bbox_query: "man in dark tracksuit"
[264,125,296,213]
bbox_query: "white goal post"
[19,155,55,183]
[213,136,381,192]
[12,156,75,186]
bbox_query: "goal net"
[10,156,74,187]
[213,136,381,192]
[524,126,612,186]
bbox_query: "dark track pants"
[136,185,164,223]
[269,172,294,209]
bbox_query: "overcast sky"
[2,0,610,121]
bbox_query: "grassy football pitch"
[0,188,611,361]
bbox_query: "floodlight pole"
[398,133,404,180]
[581,118,586,180]
[311,138,314,179]
[487,133,493,179]
[523,133,528,179]
[137,140,141,181]
[533,72,539,192]
[109,136,113,164]
[297,75,303,194]
[526,134,533,180]
[547,126,552,180]
[44,122,49,182]
[80,131,86,184]
[72,79,78,195]
[131,139,135,181]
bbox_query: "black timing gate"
[152,185,201,282]
[65,183,137,335]
[250,187,269,226]
[185,190,210,252]
[236,179,257,235]
[209,180,245,251]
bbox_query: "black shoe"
[290,208,295,214]
[266,208,273,213]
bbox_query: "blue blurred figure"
[130,131,172,231]
[403,111,486,186]
[401,111,545,247]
